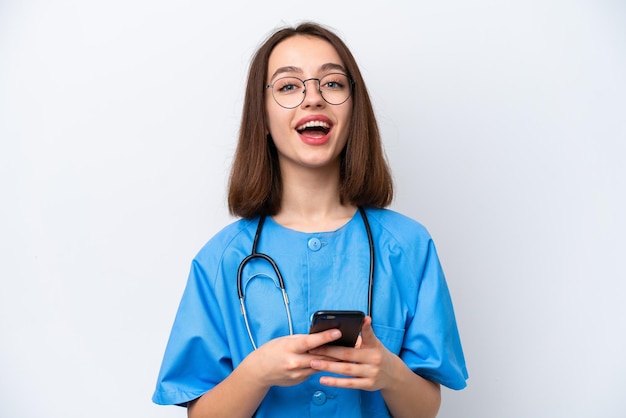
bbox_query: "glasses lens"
[271,77,305,108]
[319,73,352,105]
[269,74,353,108]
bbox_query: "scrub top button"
[312,390,327,405]
[307,238,322,251]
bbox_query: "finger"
[358,316,376,347]
[318,375,373,389]
[301,329,342,351]
[309,344,360,363]
[310,357,366,378]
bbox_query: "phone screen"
[309,310,365,347]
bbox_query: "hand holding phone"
[309,310,365,347]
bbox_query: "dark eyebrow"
[269,63,347,82]
[269,66,302,81]
[319,63,347,73]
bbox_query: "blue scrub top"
[153,207,468,416]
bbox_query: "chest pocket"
[372,323,405,355]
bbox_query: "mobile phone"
[309,310,365,347]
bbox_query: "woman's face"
[265,35,352,176]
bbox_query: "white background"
[1,1,625,417]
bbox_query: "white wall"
[1,1,624,417]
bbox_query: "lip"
[295,115,333,146]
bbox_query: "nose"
[301,78,325,107]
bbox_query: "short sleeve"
[401,239,468,390]
[152,258,232,405]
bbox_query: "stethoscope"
[237,206,375,350]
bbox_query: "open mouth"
[296,120,331,136]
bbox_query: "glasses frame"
[265,73,354,109]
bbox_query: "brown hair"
[228,22,393,218]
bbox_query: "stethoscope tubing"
[237,207,374,350]
[359,206,375,318]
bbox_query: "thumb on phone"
[357,316,377,348]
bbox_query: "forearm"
[381,357,441,418]
[187,359,269,418]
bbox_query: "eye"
[321,74,349,91]
[273,78,303,94]
[325,81,343,89]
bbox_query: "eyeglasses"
[266,73,353,109]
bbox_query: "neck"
[274,164,356,232]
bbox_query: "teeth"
[296,120,330,131]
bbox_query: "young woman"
[153,22,468,418]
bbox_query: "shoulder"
[364,207,433,248]
[192,217,259,268]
